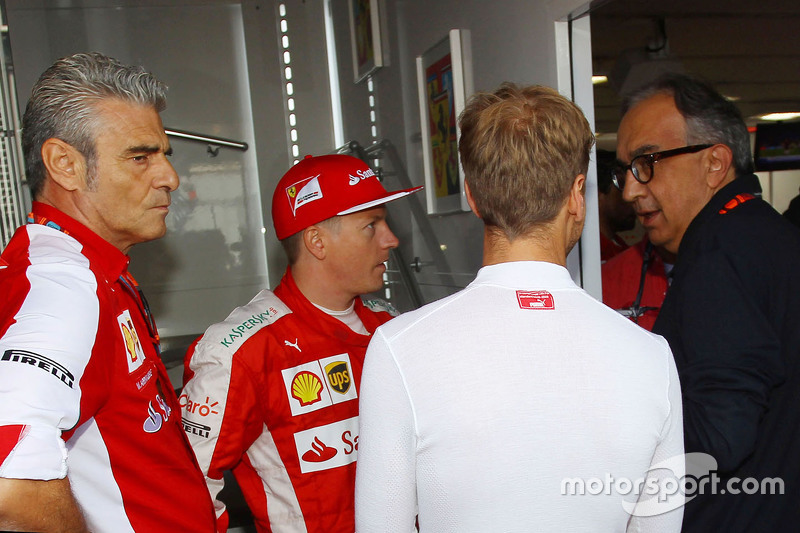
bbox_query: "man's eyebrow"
[123,144,170,156]
[630,144,659,158]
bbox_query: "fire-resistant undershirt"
[356,261,684,532]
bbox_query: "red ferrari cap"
[271,154,422,240]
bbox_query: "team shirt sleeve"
[181,336,264,531]
[0,252,100,480]
[354,328,419,533]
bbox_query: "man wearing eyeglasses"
[615,73,800,531]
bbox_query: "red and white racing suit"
[0,202,216,532]
[181,268,395,532]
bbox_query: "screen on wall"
[754,122,800,172]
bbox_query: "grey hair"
[22,52,167,198]
[622,73,754,177]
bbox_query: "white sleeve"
[0,238,98,480]
[627,343,685,532]
[180,337,238,523]
[355,328,418,533]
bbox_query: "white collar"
[471,261,578,291]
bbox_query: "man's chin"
[363,277,386,297]
[644,229,672,251]
[140,223,169,243]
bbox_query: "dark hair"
[622,73,753,177]
[595,149,616,194]
[22,52,167,199]
[458,83,594,239]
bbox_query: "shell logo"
[291,371,323,406]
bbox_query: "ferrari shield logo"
[118,309,146,373]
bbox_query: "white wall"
[3,0,599,340]
[330,0,597,303]
[5,0,280,366]
[758,170,800,215]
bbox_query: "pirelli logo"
[182,418,211,439]
[1,349,75,388]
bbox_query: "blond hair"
[458,83,594,239]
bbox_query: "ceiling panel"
[590,0,800,138]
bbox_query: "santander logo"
[348,168,375,185]
[302,437,338,463]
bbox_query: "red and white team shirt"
[181,268,395,533]
[0,202,216,532]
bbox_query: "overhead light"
[759,112,800,121]
[723,95,740,102]
[592,75,608,85]
[611,18,685,97]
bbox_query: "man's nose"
[156,157,180,192]
[621,170,645,203]
[382,224,399,250]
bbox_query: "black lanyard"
[117,272,161,356]
[618,241,659,323]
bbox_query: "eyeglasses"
[611,144,713,191]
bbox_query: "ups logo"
[325,361,350,394]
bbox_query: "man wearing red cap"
[181,154,420,533]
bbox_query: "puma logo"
[284,338,301,352]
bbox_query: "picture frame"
[416,29,473,215]
[348,0,384,83]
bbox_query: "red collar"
[29,201,130,281]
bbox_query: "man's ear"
[464,181,481,219]
[567,174,586,223]
[705,144,734,189]
[302,225,327,260]
[41,138,86,192]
